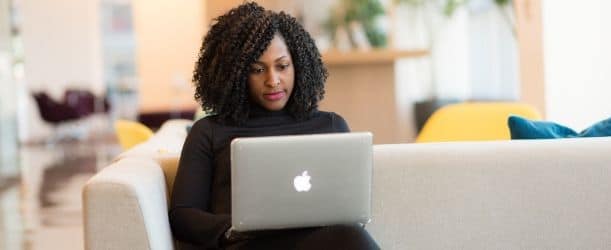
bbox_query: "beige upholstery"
[83,120,189,250]
[158,156,180,197]
[83,157,174,250]
[367,138,611,249]
[83,120,611,249]
[112,119,189,200]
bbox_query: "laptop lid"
[230,132,373,232]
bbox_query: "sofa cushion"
[508,115,611,139]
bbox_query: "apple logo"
[293,171,312,192]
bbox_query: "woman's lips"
[263,91,285,101]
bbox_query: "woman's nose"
[264,70,280,87]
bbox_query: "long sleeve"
[169,120,231,248]
[331,112,350,132]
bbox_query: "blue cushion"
[508,115,611,139]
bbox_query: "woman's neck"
[249,103,288,118]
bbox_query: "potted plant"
[324,0,388,50]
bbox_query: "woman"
[170,2,379,249]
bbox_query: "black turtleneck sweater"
[169,106,349,248]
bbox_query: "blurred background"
[0,0,610,249]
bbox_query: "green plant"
[324,0,388,48]
[344,0,385,22]
[346,0,388,47]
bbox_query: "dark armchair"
[32,89,111,142]
[32,92,82,123]
[63,89,111,117]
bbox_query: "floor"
[0,136,121,250]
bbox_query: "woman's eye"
[250,67,264,74]
[277,64,290,70]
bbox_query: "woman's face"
[248,33,294,111]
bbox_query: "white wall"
[393,1,518,102]
[21,0,103,96]
[0,0,18,171]
[19,0,103,142]
[542,0,611,130]
[131,0,204,113]
[468,1,518,101]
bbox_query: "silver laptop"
[230,132,373,232]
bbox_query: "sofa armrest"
[83,157,174,250]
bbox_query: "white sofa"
[83,120,611,250]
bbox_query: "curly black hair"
[193,2,328,125]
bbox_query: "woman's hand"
[223,228,255,244]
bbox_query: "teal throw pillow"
[508,115,611,139]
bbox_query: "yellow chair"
[416,102,542,143]
[114,119,154,150]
